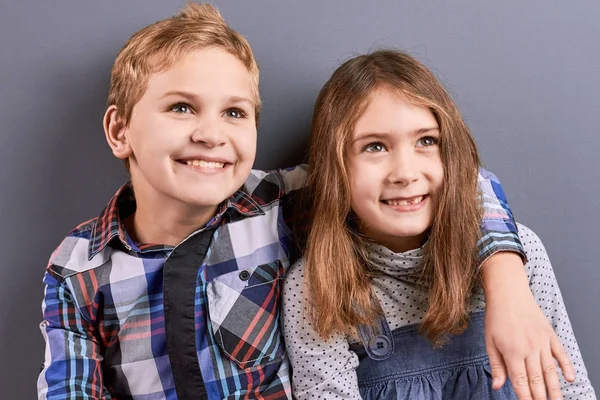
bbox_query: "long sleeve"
[38,270,111,400]
[518,224,596,399]
[282,260,361,399]
[477,168,526,263]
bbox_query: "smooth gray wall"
[1,1,598,396]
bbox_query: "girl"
[282,50,595,399]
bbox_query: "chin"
[194,195,230,208]
[175,191,228,208]
[386,226,429,238]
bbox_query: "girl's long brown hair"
[305,50,482,344]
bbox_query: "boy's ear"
[104,105,132,159]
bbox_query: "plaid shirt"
[38,166,523,400]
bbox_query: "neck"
[362,227,428,254]
[127,187,219,247]
[383,236,425,253]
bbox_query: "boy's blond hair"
[108,2,260,125]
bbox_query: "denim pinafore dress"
[349,311,517,399]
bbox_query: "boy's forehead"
[144,47,256,102]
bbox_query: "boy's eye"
[225,108,247,119]
[170,103,193,114]
[363,142,387,153]
[417,136,438,147]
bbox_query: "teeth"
[386,196,424,206]
[185,160,225,168]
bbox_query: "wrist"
[481,251,529,298]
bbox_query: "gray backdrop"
[1,0,598,397]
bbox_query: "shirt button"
[239,270,251,281]
[368,335,391,357]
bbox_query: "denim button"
[239,270,251,281]
[368,335,392,357]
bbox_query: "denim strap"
[356,314,395,360]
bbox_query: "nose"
[190,115,226,148]
[387,148,419,186]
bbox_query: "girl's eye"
[417,136,438,147]
[170,103,193,114]
[363,142,387,153]
[225,108,247,119]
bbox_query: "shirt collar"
[87,184,265,260]
[88,184,136,260]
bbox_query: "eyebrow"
[160,90,197,101]
[159,91,255,108]
[227,96,255,108]
[352,127,439,144]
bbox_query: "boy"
[38,4,294,398]
[37,3,568,400]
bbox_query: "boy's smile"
[105,47,258,243]
[176,153,233,173]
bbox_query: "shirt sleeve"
[477,168,526,264]
[37,270,111,400]
[278,164,309,195]
[282,260,361,399]
[278,164,310,260]
[518,224,597,399]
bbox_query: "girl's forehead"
[353,91,437,136]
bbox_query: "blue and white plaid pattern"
[477,168,524,262]
[38,166,523,399]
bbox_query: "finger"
[486,339,508,389]
[525,352,550,400]
[550,335,575,382]
[505,357,533,400]
[541,349,563,400]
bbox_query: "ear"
[104,105,132,159]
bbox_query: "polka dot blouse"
[282,224,596,399]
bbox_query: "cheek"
[125,126,148,159]
[234,127,257,160]
[424,155,444,190]
[242,140,257,164]
[129,118,174,152]
[348,167,378,211]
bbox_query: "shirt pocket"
[206,260,285,370]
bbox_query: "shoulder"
[278,164,308,193]
[283,259,306,302]
[247,165,308,190]
[241,169,286,205]
[287,257,306,278]
[284,258,305,285]
[46,218,111,280]
[241,166,308,209]
[516,223,550,262]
